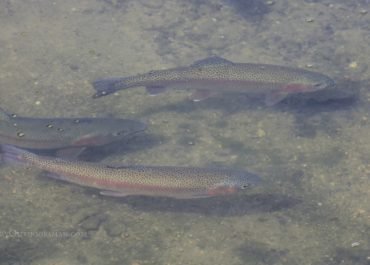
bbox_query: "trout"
[92,56,335,105]
[0,108,146,156]
[1,144,261,199]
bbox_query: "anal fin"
[146,86,167,96]
[190,89,217,102]
[100,190,130,197]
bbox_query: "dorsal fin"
[0,107,11,121]
[191,56,234,67]
[105,164,130,169]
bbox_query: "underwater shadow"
[235,240,288,264]
[140,79,362,117]
[96,193,302,217]
[279,79,363,138]
[277,78,361,115]
[78,132,166,162]
[0,239,57,264]
[225,0,271,21]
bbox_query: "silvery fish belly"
[1,145,261,199]
[92,56,335,105]
[0,108,146,153]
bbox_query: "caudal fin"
[92,78,125,98]
[0,144,33,165]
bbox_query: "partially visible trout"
[0,108,146,155]
[92,56,335,105]
[1,145,261,199]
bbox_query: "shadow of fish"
[0,108,146,157]
[1,144,261,199]
[92,56,335,106]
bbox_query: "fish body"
[1,145,261,199]
[92,56,335,105]
[0,108,146,151]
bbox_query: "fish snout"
[241,173,262,189]
[312,76,336,91]
[238,172,262,190]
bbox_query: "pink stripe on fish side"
[52,171,204,195]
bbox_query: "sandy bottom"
[0,0,369,264]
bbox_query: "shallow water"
[0,0,369,264]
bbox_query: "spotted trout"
[1,144,261,199]
[0,108,146,156]
[92,56,335,105]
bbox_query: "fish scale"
[1,144,261,199]
[92,56,335,105]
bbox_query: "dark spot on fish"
[11,114,17,118]
[112,131,125,137]
[17,132,25,137]
[69,64,79,71]
[12,123,17,127]
[46,124,54,128]
[74,119,80,124]
[57,128,64,132]
[241,184,249,189]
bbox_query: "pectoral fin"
[265,91,289,106]
[100,190,130,197]
[146,86,167,96]
[190,89,218,102]
[56,147,86,159]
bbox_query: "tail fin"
[92,78,124,98]
[0,144,33,165]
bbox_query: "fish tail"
[92,78,126,98]
[0,144,33,166]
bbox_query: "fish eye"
[113,131,124,137]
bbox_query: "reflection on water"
[0,0,369,264]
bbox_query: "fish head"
[309,74,336,92]
[232,171,262,190]
[282,73,336,95]
[297,73,336,93]
[207,171,262,196]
